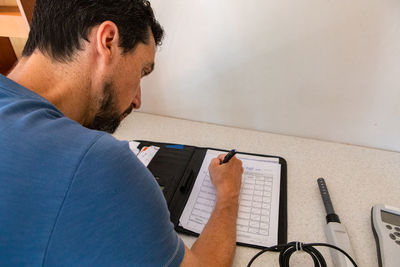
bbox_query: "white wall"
[140,0,400,152]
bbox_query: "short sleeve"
[44,134,185,266]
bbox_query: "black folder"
[134,140,287,249]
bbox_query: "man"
[0,0,243,266]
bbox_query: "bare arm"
[180,154,243,267]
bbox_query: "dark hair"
[22,0,164,61]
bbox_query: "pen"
[221,149,237,164]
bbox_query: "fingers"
[210,154,242,171]
[209,158,221,170]
[210,154,229,168]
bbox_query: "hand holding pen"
[208,149,243,203]
[221,149,237,164]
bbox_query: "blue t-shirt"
[0,75,185,266]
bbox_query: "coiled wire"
[247,241,358,267]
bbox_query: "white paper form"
[137,146,160,167]
[179,149,281,247]
[128,141,141,155]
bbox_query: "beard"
[84,82,134,134]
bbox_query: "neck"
[7,52,93,125]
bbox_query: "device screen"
[381,210,400,226]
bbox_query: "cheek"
[120,79,140,104]
[114,65,141,106]
[129,80,140,99]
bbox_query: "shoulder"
[74,133,152,187]
[45,134,185,266]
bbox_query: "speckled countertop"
[114,112,400,267]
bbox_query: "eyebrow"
[145,62,155,73]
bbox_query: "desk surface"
[114,112,400,267]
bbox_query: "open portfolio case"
[133,140,288,249]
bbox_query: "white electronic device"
[371,204,400,267]
[317,178,356,267]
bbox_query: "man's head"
[22,0,164,133]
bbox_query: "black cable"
[247,241,358,267]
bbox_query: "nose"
[132,86,142,109]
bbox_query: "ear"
[95,21,121,65]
